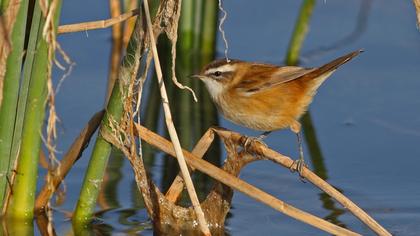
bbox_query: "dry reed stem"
[35,111,104,211]
[57,9,139,34]
[135,124,360,236]
[38,2,73,228]
[105,0,123,104]
[123,0,138,49]
[101,122,157,216]
[0,17,9,106]
[39,150,49,169]
[165,128,215,202]
[35,212,57,236]
[212,128,391,236]
[142,0,210,235]
[414,0,420,28]
[103,125,228,234]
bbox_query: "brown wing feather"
[235,64,314,93]
[235,49,363,94]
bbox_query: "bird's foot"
[243,135,267,153]
[289,157,307,182]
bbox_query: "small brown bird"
[193,50,362,175]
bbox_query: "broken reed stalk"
[35,111,104,211]
[57,8,139,34]
[135,124,360,235]
[142,0,210,235]
[212,128,392,236]
[165,128,215,202]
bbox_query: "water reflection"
[286,0,374,227]
[98,149,125,210]
[302,0,372,62]
[145,1,221,201]
[302,112,347,227]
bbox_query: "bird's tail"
[302,49,363,81]
[300,49,363,94]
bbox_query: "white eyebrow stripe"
[205,64,236,75]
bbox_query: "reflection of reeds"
[302,0,371,61]
[142,0,210,232]
[141,0,220,199]
[35,110,104,211]
[284,0,347,227]
[285,0,315,66]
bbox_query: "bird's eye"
[214,71,222,77]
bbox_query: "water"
[29,0,420,235]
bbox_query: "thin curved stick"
[165,128,215,202]
[142,0,210,235]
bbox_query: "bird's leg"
[294,132,306,174]
[289,122,307,180]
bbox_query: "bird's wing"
[234,65,315,93]
[235,50,362,94]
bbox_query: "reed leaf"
[0,0,29,206]
[6,0,63,219]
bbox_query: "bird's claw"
[243,136,267,152]
[289,158,307,182]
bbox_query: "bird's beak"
[190,74,205,80]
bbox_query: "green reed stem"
[0,0,29,206]
[0,0,9,13]
[199,0,218,134]
[285,0,315,66]
[73,17,144,224]
[7,0,62,219]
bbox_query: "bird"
[193,50,362,176]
